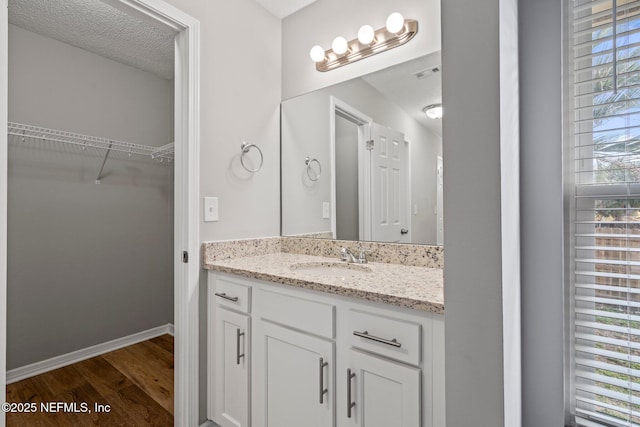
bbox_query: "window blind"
[572,1,640,426]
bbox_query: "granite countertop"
[204,252,444,314]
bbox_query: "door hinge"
[182,251,189,263]
[366,140,374,150]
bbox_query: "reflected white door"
[437,155,444,245]
[369,123,407,243]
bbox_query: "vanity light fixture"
[309,45,326,63]
[357,25,375,45]
[386,12,406,34]
[332,36,349,55]
[423,104,443,119]
[309,12,418,72]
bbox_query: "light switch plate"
[204,197,219,222]
[322,202,330,219]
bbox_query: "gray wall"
[442,0,521,425]
[281,90,331,236]
[7,25,174,369]
[335,114,359,240]
[519,0,565,425]
[411,127,441,244]
[164,0,282,243]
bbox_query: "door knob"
[400,229,409,235]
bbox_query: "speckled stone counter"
[281,237,444,269]
[204,252,444,314]
[202,236,444,268]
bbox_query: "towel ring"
[305,157,322,181]
[240,142,263,173]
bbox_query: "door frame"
[0,1,201,425]
[436,154,444,246]
[329,97,372,240]
[403,138,412,244]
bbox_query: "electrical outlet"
[322,202,330,219]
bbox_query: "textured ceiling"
[362,52,443,137]
[8,0,176,80]
[254,0,319,18]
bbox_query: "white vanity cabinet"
[252,286,336,427]
[340,309,424,427]
[207,271,445,427]
[344,349,421,427]
[253,321,335,427]
[208,275,252,427]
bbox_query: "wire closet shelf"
[7,122,174,162]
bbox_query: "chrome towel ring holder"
[305,157,322,181]
[240,142,263,173]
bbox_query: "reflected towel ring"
[240,142,263,173]
[305,157,322,181]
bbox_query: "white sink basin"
[289,262,372,278]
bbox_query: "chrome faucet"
[341,247,368,264]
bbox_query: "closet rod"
[7,122,174,162]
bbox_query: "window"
[571,1,640,426]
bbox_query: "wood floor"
[5,334,174,426]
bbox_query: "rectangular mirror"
[281,51,442,245]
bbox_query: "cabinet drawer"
[347,309,421,366]
[255,288,335,339]
[213,276,252,313]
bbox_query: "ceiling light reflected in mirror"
[423,104,443,120]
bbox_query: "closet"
[5,0,175,409]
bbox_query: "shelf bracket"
[95,142,113,184]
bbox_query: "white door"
[436,155,444,245]
[214,308,250,427]
[253,321,335,427]
[344,349,421,427]
[369,123,408,243]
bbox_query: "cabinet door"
[253,320,334,427]
[343,349,421,427]
[214,307,250,427]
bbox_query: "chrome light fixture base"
[315,20,418,72]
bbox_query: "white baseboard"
[7,323,174,384]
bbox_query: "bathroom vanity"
[205,247,445,427]
[205,49,446,427]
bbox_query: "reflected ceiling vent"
[414,66,440,79]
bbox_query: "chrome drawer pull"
[347,369,356,418]
[353,330,402,348]
[319,357,328,404]
[236,328,245,365]
[214,292,239,302]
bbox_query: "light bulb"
[386,12,405,34]
[358,25,375,45]
[424,105,443,119]
[309,45,326,63]
[332,36,348,55]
